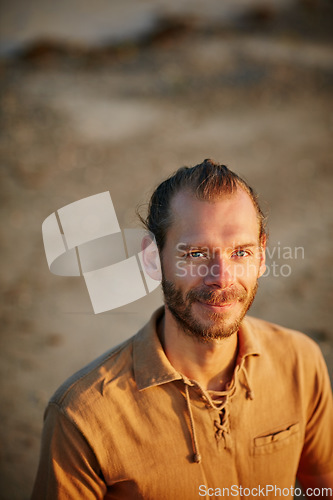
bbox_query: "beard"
[161,277,258,342]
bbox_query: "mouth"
[197,300,236,312]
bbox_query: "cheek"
[175,262,216,285]
[173,266,199,285]
[231,260,261,282]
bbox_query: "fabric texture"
[31,307,333,499]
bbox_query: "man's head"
[141,159,267,254]
[141,159,267,342]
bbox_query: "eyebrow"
[177,242,259,252]
[232,243,259,249]
[178,244,207,251]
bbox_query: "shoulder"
[46,308,165,427]
[49,330,138,411]
[244,315,326,371]
[243,316,332,414]
[245,315,320,349]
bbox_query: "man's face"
[160,189,266,342]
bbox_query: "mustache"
[186,287,247,305]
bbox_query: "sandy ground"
[0,2,333,498]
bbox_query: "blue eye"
[188,251,207,259]
[233,250,248,257]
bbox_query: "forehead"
[167,189,260,246]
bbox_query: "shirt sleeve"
[31,403,107,499]
[297,345,333,477]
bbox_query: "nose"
[203,256,233,288]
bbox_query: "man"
[32,159,333,499]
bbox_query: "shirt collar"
[238,316,262,360]
[133,307,182,390]
[133,307,261,391]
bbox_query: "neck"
[159,307,239,392]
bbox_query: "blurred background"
[0,0,332,497]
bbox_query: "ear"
[141,235,162,281]
[258,234,267,277]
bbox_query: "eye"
[233,249,250,258]
[187,250,208,259]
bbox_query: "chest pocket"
[253,422,300,456]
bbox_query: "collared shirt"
[32,307,333,499]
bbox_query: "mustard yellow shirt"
[32,308,333,499]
